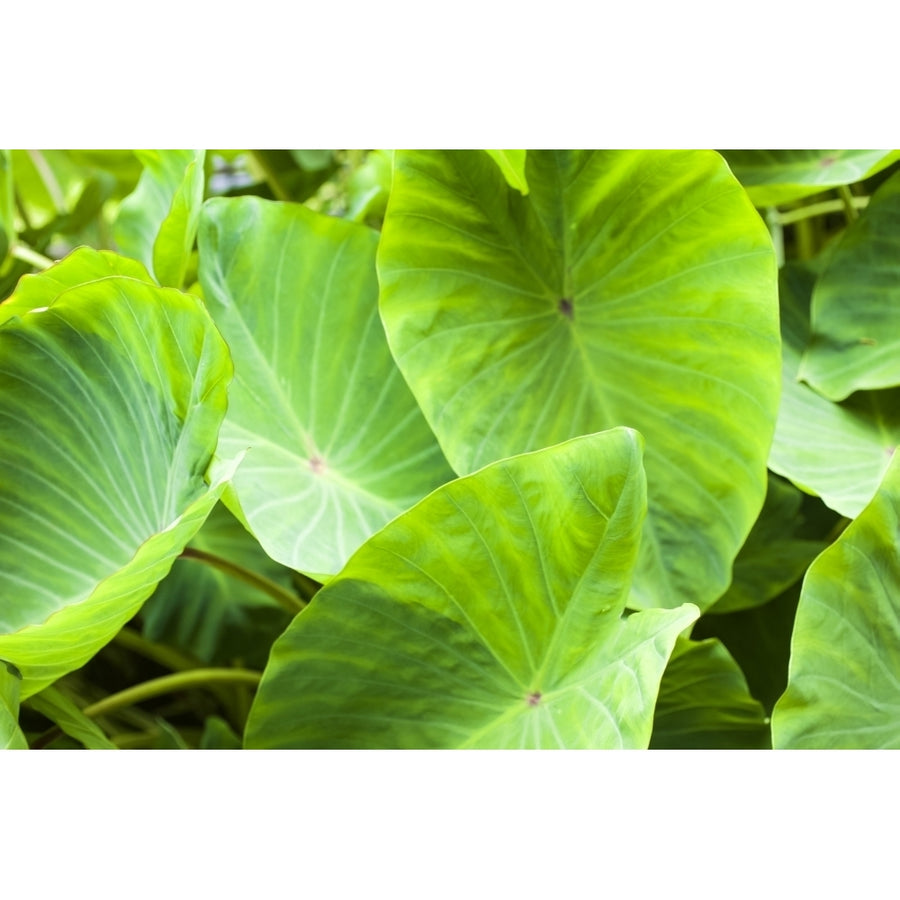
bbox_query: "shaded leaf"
[799,170,900,399]
[245,428,699,749]
[377,149,780,612]
[0,150,13,263]
[199,196,453,579]
[26,687,117,749]
[200,715,242,749]
[1,661,27,749]
[0,250,233,696]
[772,454,900,748]
[769,262,900,518]
[650,638,770,749]
[721,149,899,207]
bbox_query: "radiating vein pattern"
[245,429,699,749]
[0,255,232,694]
[377,150,780,611]
[772,455,900,748]
[198,196,454,579]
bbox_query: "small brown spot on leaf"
[558,298,573,320]
[860,337,877,346]
[820,155,837,168]
[887,446,896,458]
[527,691,542,707]
[309,456,326,474]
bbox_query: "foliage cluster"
[2,148,899,749]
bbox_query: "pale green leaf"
[377,149,780,612]
[0,661,27,750]
[772,454,900,748]
[0,250,233,697]
[198,196,454,580]
[245,428,699,749]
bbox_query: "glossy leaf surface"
[378,149,780,611]
[769,263,900,518]
[721,149,899,206]
[650,638,769,749]
[114,150,205,288]
[0,252,233,696]
[246,429,699,749]
[198,196,453,579]
[773,454,900,748]
[799,171,900,400]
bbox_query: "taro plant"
[2,148,899,750]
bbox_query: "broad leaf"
[772,454,900,748]
[710,474,826,614]
[721,149,899,207]
[245,428,699,749]
[485,149,529,194]
[0,149,13,263]
[0,251,233,697]
[798,171,900,400]
[1,661,27,749]
[114,150,205,288]
[198,196,454,579]
[650,638,770,749]
[377,149,780,611]
[769,262,900,518]
[26,687,117,749]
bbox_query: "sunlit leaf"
[199,196,453,580]
[485,149,529,194]
[246,429,699,749]
[0,250,233,697]
[378,149,780,612]
[0,661,27,750]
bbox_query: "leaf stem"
[10,242,55,270]
[777,196,869,225]
[837,184,860,222]
[113,626,201,672]
[180,546,307,614]
[82,669,262,721]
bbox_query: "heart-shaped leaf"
[721,149,899,207]
[114,150,205,288]
[198,196,454,580]
[245,428,699,749]
[772,453,900,748]
[0,249,233,697]
[769,262,900,518]
[377,149,780,611]
[798,170,900,400]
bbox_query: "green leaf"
[200,714,242,749]
[11,150,97,231]
[769,262,900,518]
[485,149,529,194]
[198,196,454,580]
[650,638,770,749]
[141,502,294,668]
[798,171,900,400]
[345,150,393,224]
[721,149,899,207]
[1,660,27,749]
[377,149,780,612]
[26,687,117,749]
[772,454,900,748]
[0,250,234,697]
[0,150,14,263]
[114,150,205,288]
[710,474,826,614]
[245,428,699,749]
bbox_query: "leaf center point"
[526,691,542,707]
[309,455,327,475]
[558,298,574,320]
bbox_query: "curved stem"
[83,669,262,721]
[248,150,292,202]
[837,184,860,222]
[10,242,54,270]
[777,196,869,225]
[113,627,202,672]
[180,546,306,614]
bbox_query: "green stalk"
[778,196,869,225]
[837,184,860,222]
[113,627,202,672]
[248,150,292,202]
[180,546,307,614]
[10,242,54,270]
[82,669,262,721]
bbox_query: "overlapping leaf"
[114,150,205,288]
[769,262,900,518]
[0,249,233,696]
[377,149,780,611]
[245,429,699,749]
[0,150,13,264]
[485,150,529,194]
[198,196,454,580]
[721,149,899,206]
[0,661,26,749]
[772,454,900,748]
[798,170,900,400]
